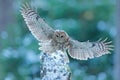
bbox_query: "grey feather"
[20,3,54,41]
[68,39,113,60]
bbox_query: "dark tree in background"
[0,0,14,32]
[0,0,14,48]
[114,0,120,80]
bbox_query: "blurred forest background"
[0,0,119,80]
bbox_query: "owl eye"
[56,35,59,37]
[61,36,63,38]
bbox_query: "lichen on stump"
[40,50,71,80]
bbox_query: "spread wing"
[20,3,54,41]
[68,38,113,60]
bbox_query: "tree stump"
[40,50,71,80]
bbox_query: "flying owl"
[20,3,113,62]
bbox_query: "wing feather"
[68,38,113,60]
[20,3,54,41]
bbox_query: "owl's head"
[53,30,69,43]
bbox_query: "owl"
[20,3,113,62]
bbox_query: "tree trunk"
[40,51,71,80]
[0,0,14,32]
[114,0,120,80]
[0,0,14,48]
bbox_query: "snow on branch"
[40,50,71,80]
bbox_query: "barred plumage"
[20,3,54,41]
[20,3,113,62]
[68,38,113,60]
